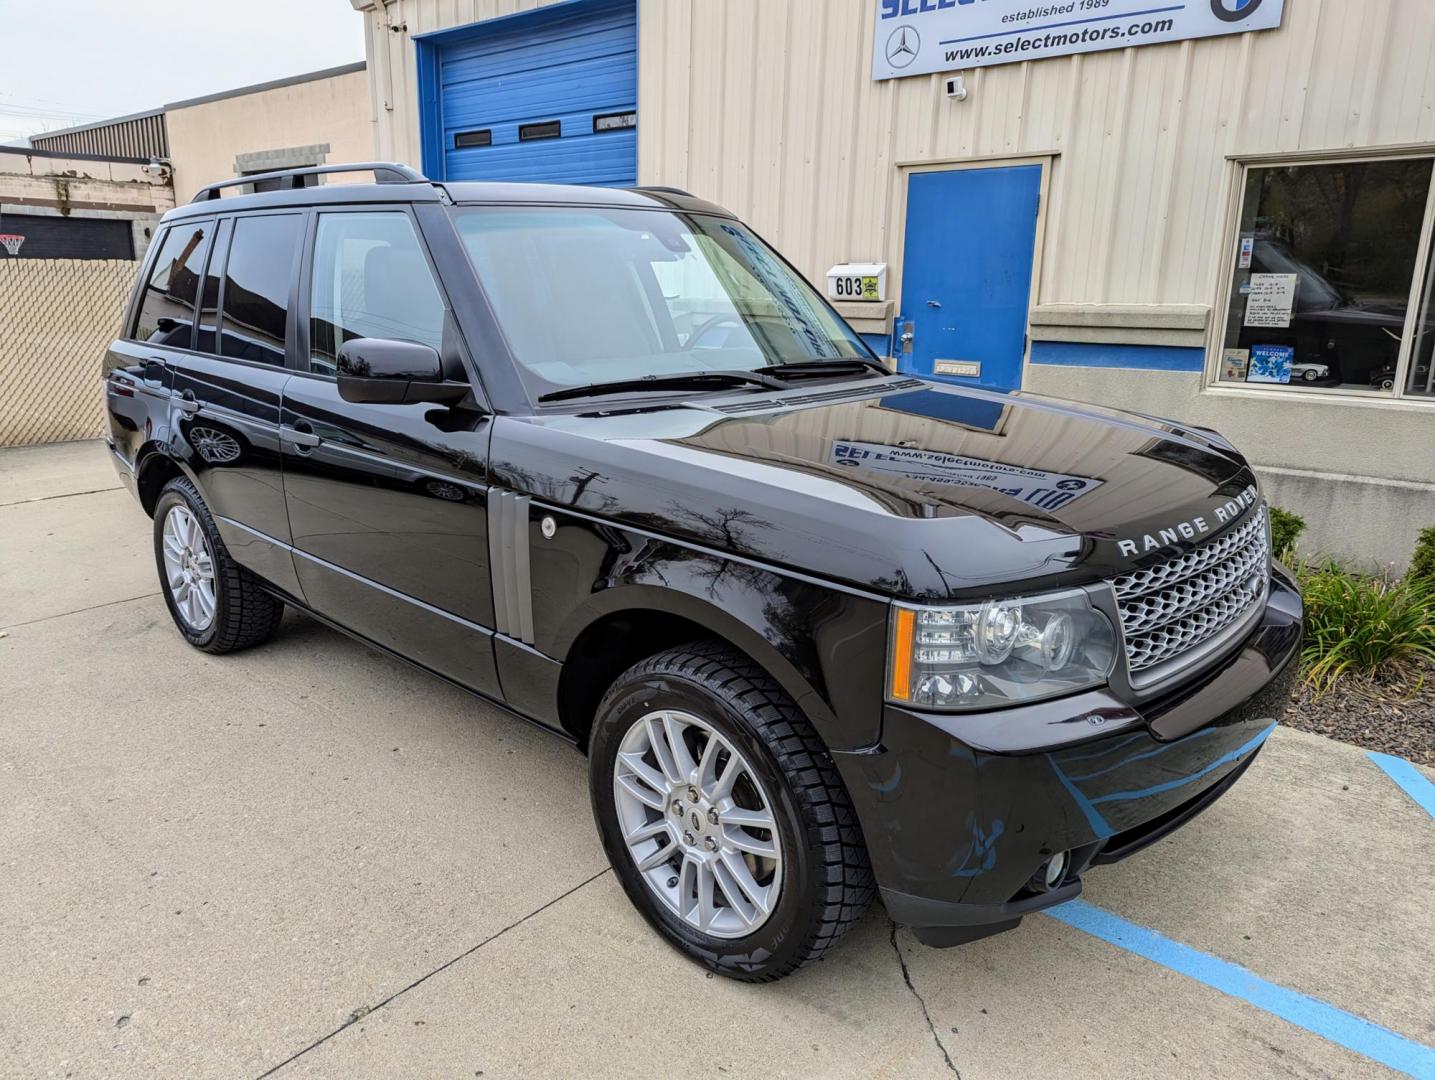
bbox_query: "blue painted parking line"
[1045,900,1435,1079]
[1367,752,1435,822]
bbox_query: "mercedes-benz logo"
[886,25,920,68]
[1210,0,1264,21]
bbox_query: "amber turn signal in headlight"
[886,588,1117,710]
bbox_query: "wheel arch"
[552,584,844,752]
[135,441,201,517]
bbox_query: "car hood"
[490,379,1261,601]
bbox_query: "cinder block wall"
[0,260,136,447]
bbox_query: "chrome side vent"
[487,489,534,644]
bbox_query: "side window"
[218,214,302,366]
[131,222,212,346]
[309,211,446,377]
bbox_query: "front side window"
[131,222,211,346]
[309,211,447,377]
[218,214,302,366]
[452,206,871,397]
[1217,157,1435,398]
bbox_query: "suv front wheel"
[589,642,874,981]
[153,476,284,653]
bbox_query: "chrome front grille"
[1111,507,1269,677]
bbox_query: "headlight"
[887,588,1117,710]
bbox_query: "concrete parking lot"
[2,440,1433,1079]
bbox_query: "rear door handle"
[281,423,321,448]
[175,389,200,415]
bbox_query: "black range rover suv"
[104,162,1300,981]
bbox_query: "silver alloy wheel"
[161,504,217,631]
[613,709,783,938]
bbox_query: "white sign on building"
[872,0,1286,81]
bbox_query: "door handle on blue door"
[281,422,321,449]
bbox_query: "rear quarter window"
[130,222,212,346]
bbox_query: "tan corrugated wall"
[0,260,135,447]
[362,0,1435,308]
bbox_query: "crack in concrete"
[0,591,161,632]
[254,868,613,1079]
[890,923,961,1077]
[0,484,122,508]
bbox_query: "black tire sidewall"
[153,481,224,649]
[589,666,829,979]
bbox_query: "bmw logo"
[1211,0,1264,21]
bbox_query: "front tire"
[589,642,874,981]
[153,477,284,654]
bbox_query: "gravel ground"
[1282,663,1435,765]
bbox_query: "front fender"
[532,518,889,751]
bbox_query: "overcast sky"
[2,0,366,144]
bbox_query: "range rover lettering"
[103,163,1301,982]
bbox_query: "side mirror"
[336,338,471,406]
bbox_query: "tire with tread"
[588,640,874,981]
[153,476,284,654]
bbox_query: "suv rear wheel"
[588,642,874,981]
[153,477,284,653]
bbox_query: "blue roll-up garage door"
[418,0,637,186]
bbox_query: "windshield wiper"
[538,369,789,404]
[754,357,892,379]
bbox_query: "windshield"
[452,206,873,398]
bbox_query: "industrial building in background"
[351,0,1435,571]
[1,62,370,447]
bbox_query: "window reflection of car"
[1246,241,1419,387]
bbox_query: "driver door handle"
[175,389,200,416]
[281,422,321,449]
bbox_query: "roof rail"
[190,161,427,203]
[631,185,694,197]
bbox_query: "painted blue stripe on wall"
[1047,900,1435,1078]
[1030,340,1206,372]
[1367,752,1435,821]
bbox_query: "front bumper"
[833,568,1302,947]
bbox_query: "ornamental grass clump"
[1267,506,1306,560]
[1299,562,1435,695]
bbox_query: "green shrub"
[1300,564,1435,694]
[1409,525,1435,583]
[1268,506,1307,559]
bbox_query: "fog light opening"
[1032,851,1069,893]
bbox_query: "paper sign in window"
[1244,273,1298,329]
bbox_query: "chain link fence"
[0,259,136,447]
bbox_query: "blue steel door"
[898,165,1041,392]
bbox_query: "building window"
[1216,155,1435,400]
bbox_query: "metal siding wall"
[365,0,1435,306]
[31,113,168,161]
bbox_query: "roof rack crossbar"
[190,161,426,203]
